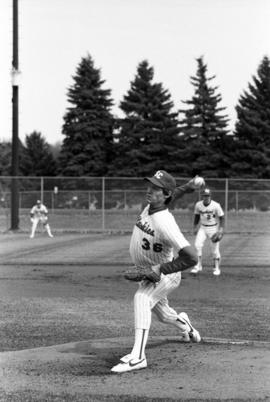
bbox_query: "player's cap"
[144,170,176,192]
[201,188,211,196]
[37,200,41,204]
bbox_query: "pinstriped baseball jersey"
[194,200,224,226]
[129,205,190,271]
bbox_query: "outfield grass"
[1,208,270,234]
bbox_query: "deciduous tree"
[21,131,57,176]
[0,141,12,176]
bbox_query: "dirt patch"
[1,337,270,401]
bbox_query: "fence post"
[102,177,105,231]
[51,192,54,213]
[124,190,127,209]
[41,177,44,203]
[225,178,228,230]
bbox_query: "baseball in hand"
[193,176,205,188]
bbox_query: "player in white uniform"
[111,170,202,374]
[190,188,224,276]
[29,200,53,239]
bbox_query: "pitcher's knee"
[158,312,173,324]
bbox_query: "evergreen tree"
[231,56,270,178]
[179,57,230,177]
[21,131,57,176]
[59,54,114,176]
[110,60,182,176]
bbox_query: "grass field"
[0,232,270,401]
[1,208,270,234]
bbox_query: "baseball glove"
[211,231,223,243]
[124,266,161,283]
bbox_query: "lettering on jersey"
[135,216,155,236]
[201,209,215,216]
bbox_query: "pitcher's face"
[146,183,168,207]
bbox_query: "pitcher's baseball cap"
[202,188,211,196]
[144,170,176,192]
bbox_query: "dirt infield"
[1,231,270,266]
[1,337,269,401]
[0,233,270,401]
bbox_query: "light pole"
[10,0,20,230]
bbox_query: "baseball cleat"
[213,267,221,276]
[190,264,202,274]
[178,312,201,343]
[111,356,147,373]
[180,331,192,342]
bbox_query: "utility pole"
[10,0,20,230]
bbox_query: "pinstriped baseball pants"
[134,273,182,329]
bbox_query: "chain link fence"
[1,176,270,233]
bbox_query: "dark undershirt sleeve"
[172,184,195,201]
[160,246,198,275]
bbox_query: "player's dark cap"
[144,170,176,192]
[201,188,211,196]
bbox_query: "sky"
[0,0,270,145]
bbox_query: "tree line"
[1,54,270,179]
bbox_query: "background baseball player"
[29,200,54,239]
[191,188,224,276]
[111,171,204,374]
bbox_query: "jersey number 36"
[142,237,163,252]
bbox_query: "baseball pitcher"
[191,188,224,275]
[111,171,204,374]
[30,200,53,239]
